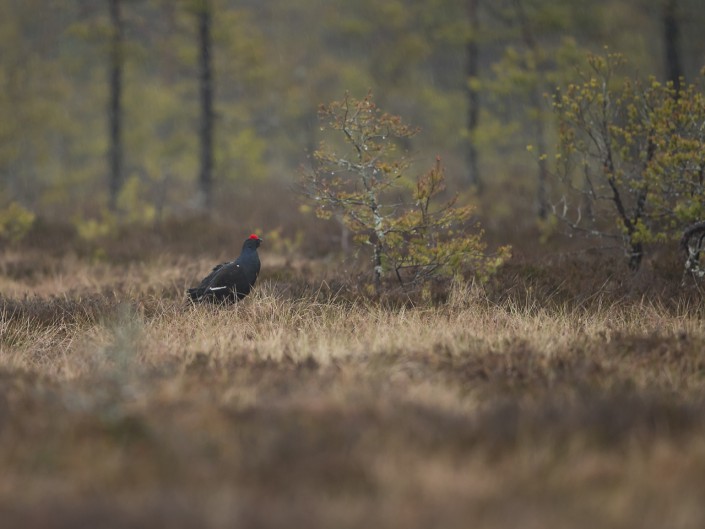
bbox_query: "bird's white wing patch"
[209,286,228,291]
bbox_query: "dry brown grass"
[2,246,705,528]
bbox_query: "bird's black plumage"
[188,234,262,303]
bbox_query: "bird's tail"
[187,287,203,301]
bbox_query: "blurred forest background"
[2,0,705,260]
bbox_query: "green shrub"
[301,92,509,291]
[0,202,35,243]
[551,51,705,270]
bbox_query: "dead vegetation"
[1,237,705,529]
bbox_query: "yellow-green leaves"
[0,202,35,244]
[301,93,508,288]
[552,51,705,270]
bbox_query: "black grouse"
[188,234,262,303]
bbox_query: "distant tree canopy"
[0,0,704,252]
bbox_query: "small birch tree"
[551,51,705,271]
[302,93,509,292]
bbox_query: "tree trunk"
[662,0,683,94]
[532,90,549,219]
[107,0,123,211]
[197,0,214,209]
[373,241,382,293]
[465,0,481,190]
[370,192,384,293]
[628,240,644,272]
[681,221,705,275]
[514,0,549,219]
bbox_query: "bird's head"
[244,233,262,250]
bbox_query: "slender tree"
[553,52,705,271]
[302,93,509,292]
[513,0,549,219]
[107,0,124,211]
[465,0,481,190]
[662,0,683,94]
[197,0,214,209]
